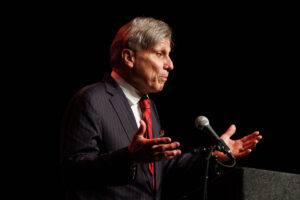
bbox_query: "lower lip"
[161,76,168,81]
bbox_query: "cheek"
[150,72,165,89]
[136,57,165,89]
[134,60,151,79]
[149,67,162,83]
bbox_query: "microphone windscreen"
[195,116,209,130]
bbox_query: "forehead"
[152,38,171,50]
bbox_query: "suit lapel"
[104,76,138,143]
[105,76,162,192]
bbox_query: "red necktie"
[139,96,155,189]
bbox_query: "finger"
[152,142,180,152]
[243,140,259,149]
[241,131,260,142]
[148,137,172,146]
[223,124,236,138]
[257,135,263,141]
[241,137,262,149]
[134,120,147,137]
[163,149,182,160]
[154,149,182,161]
[235,149,252,158]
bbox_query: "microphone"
[195,116,235,160]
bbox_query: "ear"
[121,49,135,68]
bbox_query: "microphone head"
[195,116,209,130]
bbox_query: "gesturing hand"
[128,120,182,164]
[214,124,262,162]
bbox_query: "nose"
[163,56,174,71]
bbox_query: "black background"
[18,2,299,199]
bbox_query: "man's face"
[131,38,174,94]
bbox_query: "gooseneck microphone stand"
[201,146,214,200]
[200,141,236,200]
[179,143,236,200]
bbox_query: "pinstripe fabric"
[61,75,164,200]
[60,75,208,200]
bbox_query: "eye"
[156,52,163,57]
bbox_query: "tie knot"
[139,96,151,110]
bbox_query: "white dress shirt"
[111,71,144,128]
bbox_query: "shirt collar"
[111,71,142,106]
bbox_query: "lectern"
[208,167,300,200]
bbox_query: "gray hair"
[110,17,173,68]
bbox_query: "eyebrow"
[153,46,170,53]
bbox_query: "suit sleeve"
[60,92,135,188]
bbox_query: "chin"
[148,86,164,94]
[155,85,165,93]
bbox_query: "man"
[60,17,262,200]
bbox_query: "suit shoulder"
[75,75,117,100]
[69,81,109,110]
[77,81,106,98]
[69,77,121,112]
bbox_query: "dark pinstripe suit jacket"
[60,75,206,200]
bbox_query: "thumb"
[223,124,236,138]
[134,120,147,138]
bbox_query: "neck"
[112,68,149,95]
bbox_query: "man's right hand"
[128,120,181,165]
